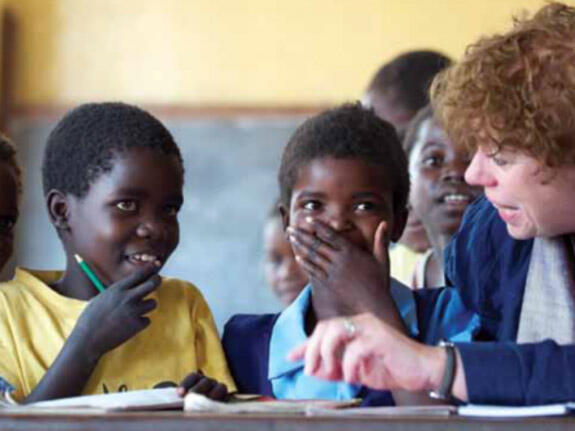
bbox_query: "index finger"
[110,263,160,291]
[306,217,345,250]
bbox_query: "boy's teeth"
[132,254,159,262]
[444,194,470,203]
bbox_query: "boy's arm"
[23,333,100,403]
[24,268,160,403]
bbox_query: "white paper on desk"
[184,392,359,414]
[28,388,183,411]
[458,402,575,418]
[306,405,456,417]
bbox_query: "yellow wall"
[4,0,573,107]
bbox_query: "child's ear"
[390,206,408,242]
[46,189,71,230]
[278,203,290,231]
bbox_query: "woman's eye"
[302,201,321,211]
[116,201,137,212]
[492,156,508,167]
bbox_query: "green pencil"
[74,254,106,293]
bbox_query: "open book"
[24,388,184,411]
[4,389,357,414]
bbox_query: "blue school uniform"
[224,279,477,406]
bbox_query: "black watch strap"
[429,340,456,401]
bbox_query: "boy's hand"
[71,265,161,361]
[287,219,393,320]
[178,372,228,401]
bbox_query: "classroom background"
[0,0,569,329]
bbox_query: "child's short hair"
[42,102,183,198]
[403,105,434,157]
[278,103,409,213]
[367,50,451,114]
[0,133,22,195]
[431,2,575,167]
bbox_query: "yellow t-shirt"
[0,268,236,402]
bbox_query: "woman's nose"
[465,150,496,188]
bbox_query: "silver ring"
[343,318,357,338]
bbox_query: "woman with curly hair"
[289,2,575,406]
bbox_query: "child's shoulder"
[0,268,61,299]
[223,313,279,341]
[158,275,204,297]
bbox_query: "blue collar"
[268,286,311,380]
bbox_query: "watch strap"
[429,340,456,401]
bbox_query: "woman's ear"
[279,202,290,231]
[46,190,70,231]
[390,206,408,243]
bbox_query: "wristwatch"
[429,340,457,401]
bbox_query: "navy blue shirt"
[436,196,575,405]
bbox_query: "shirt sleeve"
[415,287,481,345]
[191,290,237,392]
[457,339,575,405]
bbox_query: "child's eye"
[302,200,321,211]
[266,253,283,268]
[165,204,181,216]
[0,217,15,235]
[422,155,444,167]
[355,202,376,212]
[116,200,138,212]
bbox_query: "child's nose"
[136,217,168,240]
[441,159,467,183]
[324,209,353,232]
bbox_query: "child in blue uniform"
[224,103,421,405]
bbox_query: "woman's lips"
[491,201,520,224]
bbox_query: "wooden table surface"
[1,410,575,431]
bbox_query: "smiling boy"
[223,103,421,405]
[0,103,234,402]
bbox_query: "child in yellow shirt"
[0,103,235,402]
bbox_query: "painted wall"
[4,0,567,107]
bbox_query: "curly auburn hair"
[431,2,575,167]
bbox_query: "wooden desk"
[1,411,575,431]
